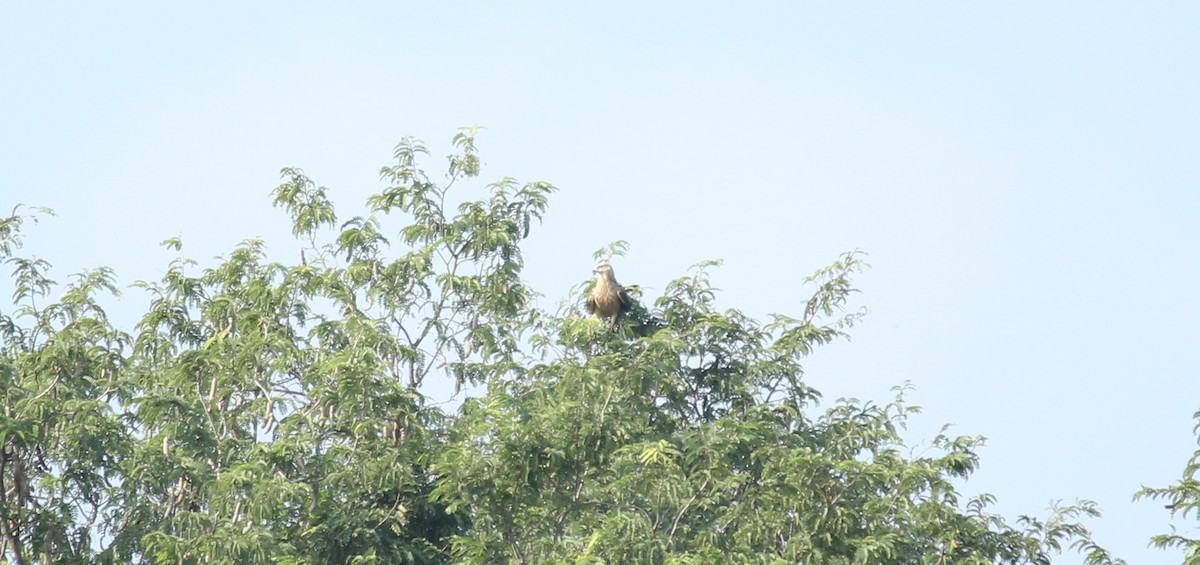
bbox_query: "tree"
[432,251,1123,564]
[1136,411,1200,564]
[1,130,1122,564]
[0,206,134,565]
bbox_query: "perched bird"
[586,261,632,332]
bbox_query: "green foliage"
[0,131,1126,564]
[432,253,1122,565]
[0,207,130,565]
[1136,410,1200,564]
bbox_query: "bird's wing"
[617,286,633,313]
[585,294,598,315]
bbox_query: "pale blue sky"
[3,3,1199,562]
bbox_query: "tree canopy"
[0,130,1147,564]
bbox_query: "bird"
[586,261,632,332]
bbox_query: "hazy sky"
[4,3,1199,562]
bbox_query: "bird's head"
[592,262,614,276]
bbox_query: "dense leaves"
[0,132,1132,563]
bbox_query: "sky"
[3,2,1199,562]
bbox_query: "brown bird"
[586,261,632,332]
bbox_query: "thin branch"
[0,455,28,565]
[667,478,708,545]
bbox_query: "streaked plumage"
[586,262,632,332]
